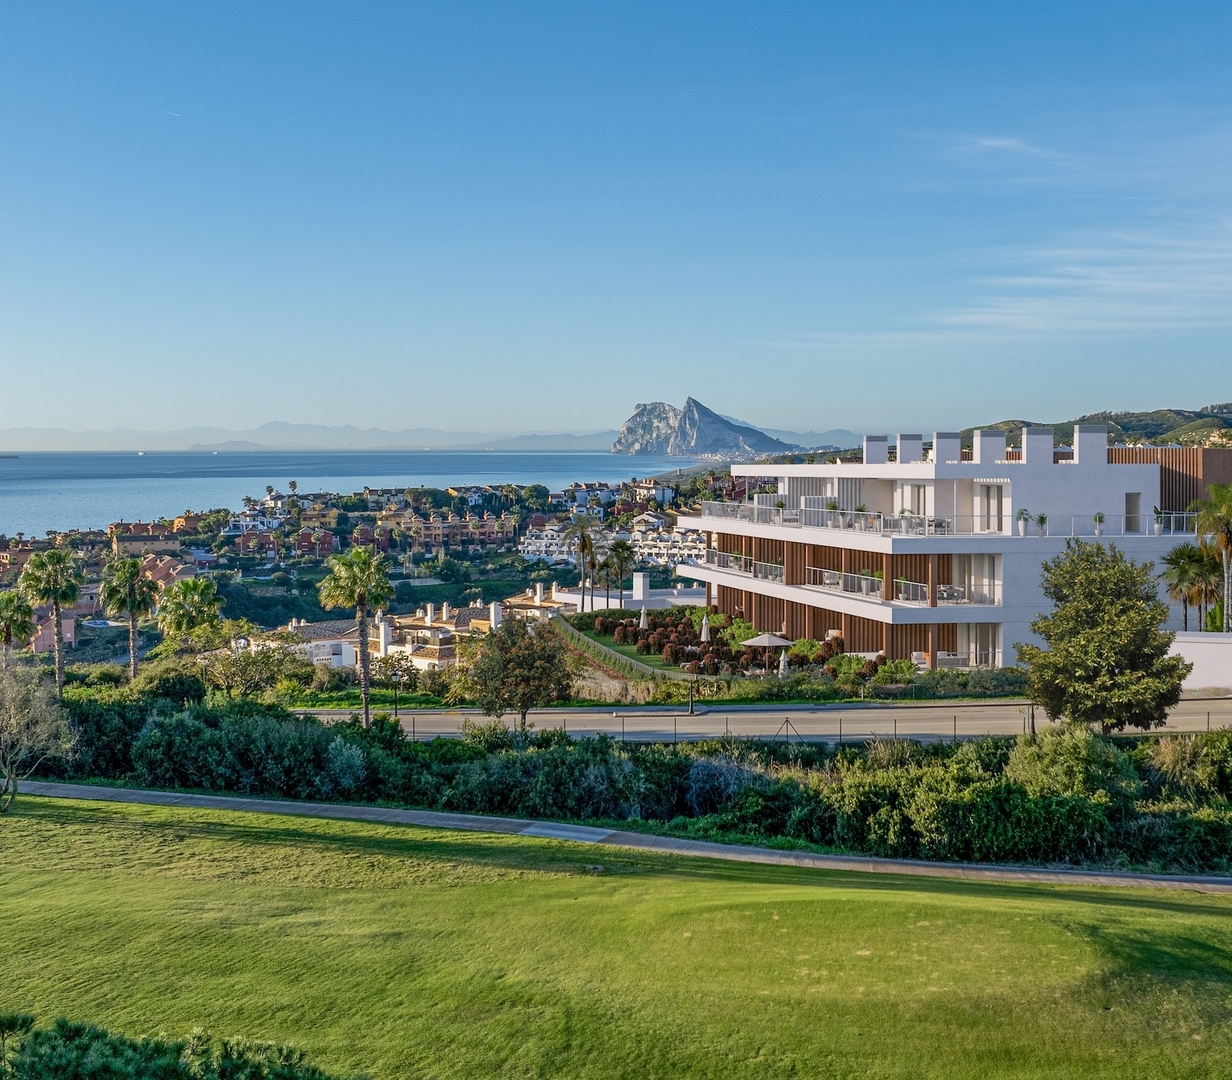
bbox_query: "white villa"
[675,425,1229,669]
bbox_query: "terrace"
[699,502,1198,539]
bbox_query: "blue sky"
[2,2,1231,436]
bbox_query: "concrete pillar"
[632,572,648,602]
[928,554,938,607]
[932,432,961,465]
[489,602,502,629]
[972,429,1007,464]
[425,603,435,625]
[534,582,544,604]
[896,435,924,463]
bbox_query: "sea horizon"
[0,449,703,537]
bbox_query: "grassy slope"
[3,798,1231,1079]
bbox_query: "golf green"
[3,796,1229,1078]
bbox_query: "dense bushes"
[37,688,1232,873]
[9,1017,342,1079]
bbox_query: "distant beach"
[0,450,701,536]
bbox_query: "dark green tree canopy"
[469,617,571,728]
[1015,540,1191,730]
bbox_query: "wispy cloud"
[762,219,1232,352]
[958,135,1061,159]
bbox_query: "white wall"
[1171,632,1232,693]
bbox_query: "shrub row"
[43,689,1232,873]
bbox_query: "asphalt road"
[305,696,1232,743]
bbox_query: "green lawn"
[4,797,1231,1079]
[580,629,678,671]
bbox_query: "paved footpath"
[24,780,1232,895]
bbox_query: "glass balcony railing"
[702,549,784,582]
[700,503,1199,539]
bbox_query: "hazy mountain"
[0,422,616,452]
[613,398,792,457]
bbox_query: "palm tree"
[1161,543,1203,631]
[318,546,393,727]
[101,557,160,679]
[19,547,83,695]
[0,590,35,650]
[598,554,620,609]
[1196,549,1224,631]
[608,539,635,609]
[157,576,224,643]
[564,515,598,612]
[1192,482,1232,632]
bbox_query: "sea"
[0,450,701,537]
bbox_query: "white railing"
[703,549,784,582]
[804,566,884,598]
[795,565,1004,606]
[701,502,1200,539]
[895,579,929,604]
[936,583,1001,605]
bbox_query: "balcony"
[700,502,1199,539]
[702,548,785,583]
[803,567,1001,606]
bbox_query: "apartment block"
[676,425,1226,669]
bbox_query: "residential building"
[112,531,182,557]
[221,509,287,537]
[675,425,1227,668]
[30,604,75,654]
[402,511,516,551]
[517,520,572,564]
[296,529,336,557]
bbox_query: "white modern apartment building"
[676,425,1230,669]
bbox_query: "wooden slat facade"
[1106,446,1232,510]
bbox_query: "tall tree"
[19,547,83,696]
[318,546,393,727]
[565,515,598,612]
[1161,543,1203,631]
[156,576,224,644]
[1015,540,1191,730]
[468,617,571,734]
[608,539,635,609]
[100,557,160,679]
[0,590,35,651]
[1192,481,1232,633]
[0,653,75,812]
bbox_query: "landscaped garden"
[568,606,1028,701]
[3,795,1231,1079]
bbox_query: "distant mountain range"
[5,398,1224,456]
[0,422,619,453]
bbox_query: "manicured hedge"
[38,688,1232,873]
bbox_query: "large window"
[980,485,1003,532]
[1125,492,1142,533]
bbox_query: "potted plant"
[1034,512,1048,537]
[1016,507,1030,536]
[1093,510,1105,536]
[1153,505,1164,535]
